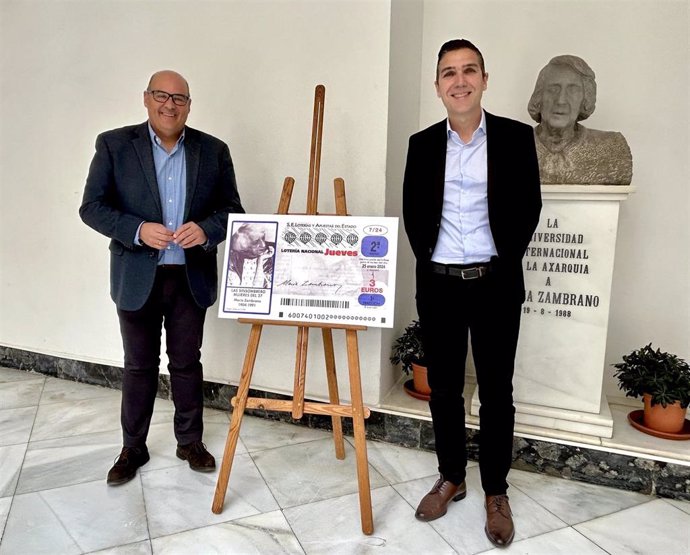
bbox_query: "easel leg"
[292,326,308,419]
[345,329,374,535]
[212,323,263,514]
[322,328,345,459]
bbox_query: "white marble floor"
[1,366,689,555]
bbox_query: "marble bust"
[528,55,632,185]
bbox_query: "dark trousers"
[117,266,207,448]
[416,268,522,495]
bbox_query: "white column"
[472,185,634,439]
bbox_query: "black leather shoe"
[176,441,216,472]
[415,474,467,521]
[107,446,150,486]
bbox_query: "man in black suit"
[402,40,541,546]
[80,70,244,485]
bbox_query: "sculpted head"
[528,55,596,130]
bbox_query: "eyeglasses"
[146,89,190,106]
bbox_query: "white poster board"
[218,214,399,328]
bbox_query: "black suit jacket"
[80,122,244,311]
[402,112,541,303]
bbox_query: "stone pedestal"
[471,185,634,439]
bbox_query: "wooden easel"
[212,85,374,535]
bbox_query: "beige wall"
[384,0,425,398]
[1,0,688,405]
[0,0,392,404]
[413,0,689,400]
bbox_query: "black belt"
[430,261,491,280]
[159,264,185,270]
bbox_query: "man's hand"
[140,222,175,250]
[174,222,208,248]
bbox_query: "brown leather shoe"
[107,446,150,486]
[415,474,467,521]
[176,441,216,472]
[485,494,515,547]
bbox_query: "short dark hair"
[436,39,486,80]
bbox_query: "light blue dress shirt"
[142,124,187,265]
[431,111,497,265]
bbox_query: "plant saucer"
[403,379,430,401]
[627,409,690,440]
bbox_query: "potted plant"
[613,343,690,434]
[390,320,431,398]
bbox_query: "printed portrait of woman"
[228,223,276,288]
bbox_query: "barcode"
[280,298,350,309]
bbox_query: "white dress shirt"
[432,112,497,264]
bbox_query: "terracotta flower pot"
[643,393,688,433]
[411,362,431,396]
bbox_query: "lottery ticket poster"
[218,214,399,328]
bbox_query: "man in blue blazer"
[80,70,244,485]
[403,40,541,546]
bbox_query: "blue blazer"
[80,122,244,311]
[402,112,542,303]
